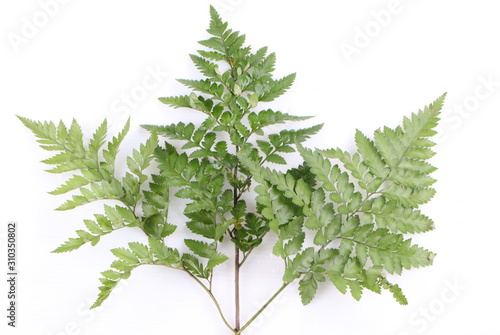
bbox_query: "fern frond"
[244,95,444,306]
[362,197,434,233]
[247,52,276,82]
[297,144,363,214]
[182,253,210,279]
[184,239,229,270]
[299,273,319,305]
[248,109,312,133]
[92,238,182,309]
[197,50,226,61]
[190,54,220,79]
[177,79,213,95]
[259,73,296,102]
[319,148,381,192]
[158,95,192,109]
[20,6,447,325]
[55,179,124,211]
[52,206,139,253]
[207,5,228,38]
[48,174,94,195]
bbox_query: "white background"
[1,0,499,334]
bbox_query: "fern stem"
[233,144,242,332]
[235,282,290,335]
[183,268,235,333]
[235,245,241,331]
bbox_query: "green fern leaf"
[328,273,348,294]
[248,52,276,82]
[363,197,434,233]
[158,95,191,109]
[207,5,228,37]
[182,254,209,279]
[283,248,315,283]
[354,129,389,178]
[177,79,213,95]
[266,153,287,165]
[190,54,219,79]
[259,73,296,102]
[347,280,363,301]
[49,175,91,195]
[382,184,436,208]
[92,247,143,309]
[148,237,180,265]
[299,273,318,305]
[52,237,87,253]
[67,119,85,158]
[197,50,226,61]
[389,169,436,188]
[127,242,150,259]
[111,248,140,265]
[383,280,408,305]
[102,118,130,173]
[184,239,228,270]
[88,119,108,165]
[198,37,225,52]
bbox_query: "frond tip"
[428,92,447,113]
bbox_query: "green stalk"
[235,245,241,331]
[235,282,290,335]
[233,145,241,332]
[183,269,235,333]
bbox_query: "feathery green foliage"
[19,6,445,334]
